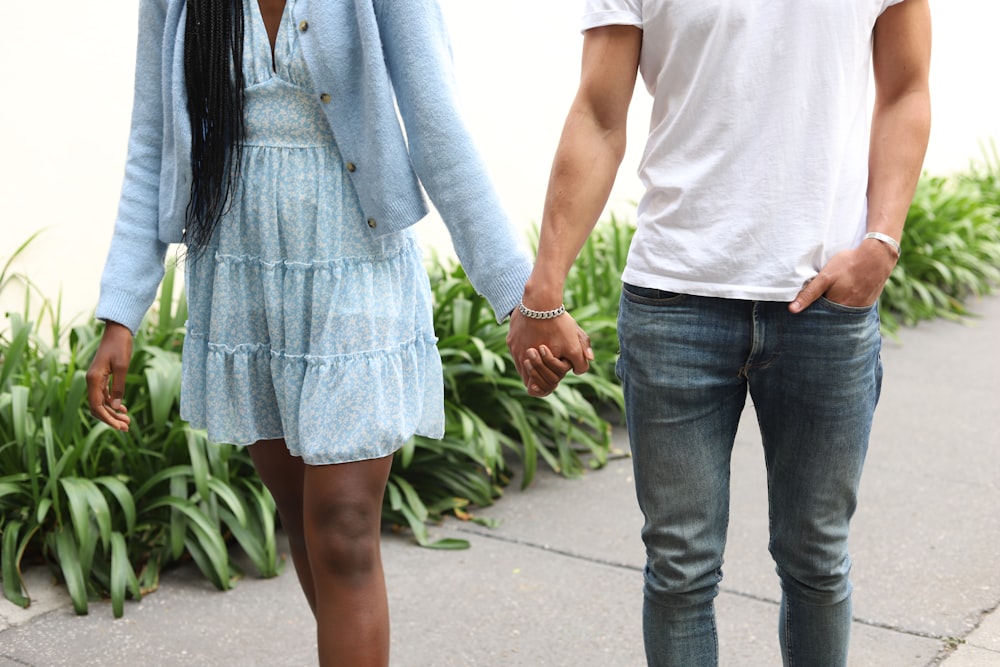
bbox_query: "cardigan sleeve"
[95,0,172,335]
[374,0,532,322]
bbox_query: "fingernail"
[539,347,548,357]
[587,347,594,360]
[111,399,122,410]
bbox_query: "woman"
[86,1,532,664]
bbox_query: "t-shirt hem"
[581,10,642,33]
[621,270,807,303]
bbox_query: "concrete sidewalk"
[2,297,998,666]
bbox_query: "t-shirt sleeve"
[880,0,906,13]
[581,0,642,32]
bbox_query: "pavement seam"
[456,525,966,654]
[452,526,789,609]
[947,601,1000,655]
[851,616,948,641]
[0,648,36,667]
[452,524,640,574]
[964,644,1000,654]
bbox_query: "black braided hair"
[183,0,246,251]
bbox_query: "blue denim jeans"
[616,285,883,667]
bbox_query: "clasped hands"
[506,309,594,397]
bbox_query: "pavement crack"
[850,617,943,640]
[451,524,985,655]
[0,651,35,666]
[452,525,640,573]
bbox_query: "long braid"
[184,0,246,251]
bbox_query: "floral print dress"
[180,0,444,464]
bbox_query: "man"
[507,1,931,665]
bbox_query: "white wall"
[1,1,996,324]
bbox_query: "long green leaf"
[2,520,30,608]
[94,476,137,535]
[54,528,89,615]
[219,506,277,578]
[392,476,429,523]
[0,320,32,389]
[168,475,189,560]
[146,496,231,589]
[186,429,211,504]
[57,370,88,443]
[59,478,95,556]
[75,478,114,550]
[205,477,248,527]
[109,531,140,618]
[0,480,28,503]
[243,480,278,574]
[10,385,30,452]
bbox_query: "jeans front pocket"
[815,295,878,315]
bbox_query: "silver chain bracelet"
[517,302,567,320]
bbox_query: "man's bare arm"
[789,0,931,313]
[508,25,642,394]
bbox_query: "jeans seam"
[783,597,794,666]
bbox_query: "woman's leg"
[248,439,316,614]
[304,454,393,667]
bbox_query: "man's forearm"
[866,90,931,240]
[523,109,627,308]
[867,0,932,242]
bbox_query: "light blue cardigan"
[97,0,532,334]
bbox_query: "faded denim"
[616,285,882,667]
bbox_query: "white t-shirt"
[582,0,905,300]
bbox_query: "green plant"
[962,139,1000,210]
[1,259,279,618]
[881,172,1000,331]
[560,214,634,409]
[383,256,619,548]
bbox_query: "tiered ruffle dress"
[179,0,444,465]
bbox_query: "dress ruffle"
[181,329,443,463]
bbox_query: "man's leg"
[617,287,752,667]
[749,299,882,667]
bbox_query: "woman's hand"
[507,310,593,397]
[521,345,574,397]
[86,321,133,431]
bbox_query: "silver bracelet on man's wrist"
[517,302,567,320]
[863,232,901,258]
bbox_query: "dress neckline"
[248,0,291,72]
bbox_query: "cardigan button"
[346,162,357,172]
[319,93,331,104]
[367,218,377,229]
[298,20,309,32]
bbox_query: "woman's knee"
[301,455,392,578]
[304,497,382,578]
